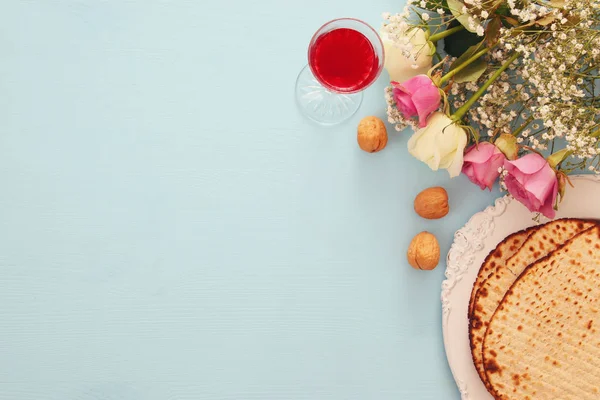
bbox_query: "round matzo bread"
[483,225,600,399]
[468,226,538,317]
[469,218,594,389]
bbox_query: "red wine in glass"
[309,28,380,93]
[295,18,384,125]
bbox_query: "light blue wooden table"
[0,1,497,399]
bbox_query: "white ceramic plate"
[441,174,600,399]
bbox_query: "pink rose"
[462,142,506,191]
[392,75,441,128]
[504,153,558,219]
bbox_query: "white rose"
[407,112,468,178]
[381,28,434,83]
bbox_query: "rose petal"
[393,88,418,117]
[383,30,433,84]
[472,153,505,190]
[505,174,542,212]
[462,162,476,181]
[438,124,465,165]
[525,189,543,211]
[408,112,467,176]
[411,86,441,128]
[503,153,558,213]
[399,75,436,93]
[538,180,558,219]
[410,125,440,170]
[463,143,497,163]
[504,153,547,175]
[437,125,467,178]
[446,131,467,178]
[519,164,557,205]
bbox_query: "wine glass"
[295,18,385,126]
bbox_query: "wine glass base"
[295,65,363,126]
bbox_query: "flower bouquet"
[381,0,599,218]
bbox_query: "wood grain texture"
[0,1,497,399]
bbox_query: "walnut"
[414,187,449,220]
[357,116,388,153]
[407,232,440,271]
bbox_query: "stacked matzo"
[468,225,538,317]
[468,218,599,399]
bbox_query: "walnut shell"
[407,232,440,271]
[414,187,449,220]
[357,116,388,153]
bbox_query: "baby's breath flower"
[382,0,600,171]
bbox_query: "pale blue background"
[0,1,496,399]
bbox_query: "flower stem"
[429,25,465,43]
[440,48,490,85]
[512,116,534,136]
[451,52,520,123]
[521,145,545,158]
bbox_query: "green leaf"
[449,43,488,83]
[427,40,437,56]
[547,149,573,168]
[481,0,504,12]
[494,134,519,160]
[454,58,487,83]
[495,3,510,16]
[450,43,484,69]
[421,0,449,12]
[485,17,502,47]
[447,0,481,33]
[443,20,481,57]
[502,16,520,27]
[535,14,557,26]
